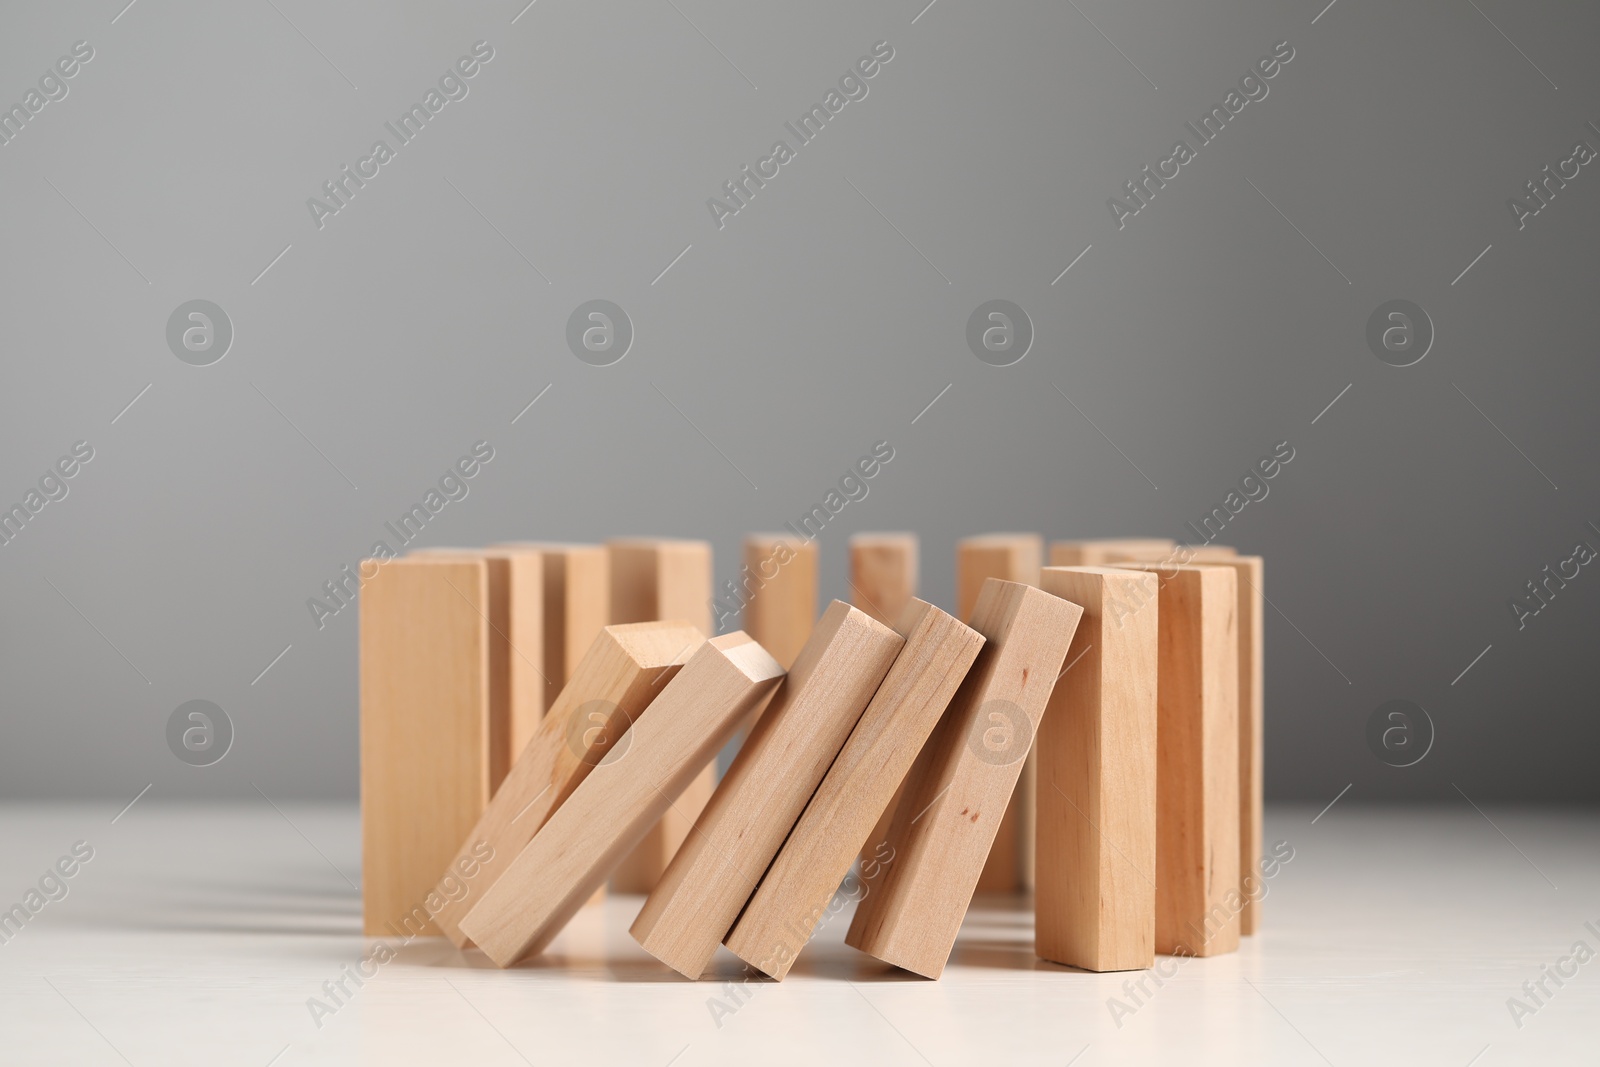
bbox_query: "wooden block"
[1109,562,1240,957]
[845,580,1082,978]
[430,621,703,946]
[496,543,609,712]
[742,533,819,670]
[956,533,1043,893]
[1034,567,1159,972]
[360,556,490,937]
[724,599,983,978]
[632,601,903,979]
[850,532,919,627]
[606,538,718,894]
[460,633,785,966]
[1048,538,1176,567]
[1183,544,1238,560]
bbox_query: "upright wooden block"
[1110,562,1240,957]
[956,533,1043,893]
[845,580,1081,978]
[850,533,919,627]
[742,533,819,670]
[1034,567,1159,972]
[497,543,609,712]
[606,537,719,894]
[1049,538,1176,567]
[632,602,903,979]
[360,556,491,937]
[430,621,702,946]
[724,599,983,979]
[460,633,785,966]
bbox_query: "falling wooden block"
[606,538,719,894]
[632,601,903,979]
[724,598,983,979]
[956,533,1043,893]
[430,621,703,946]
[1048,538,1177,567]
[1109,562,1240,957]
[850,532,919,627]
[460,633,785,966]
[360,556,491,937]
[1034,566,1159,972]
[741,533,819,670]
[496,542,609,713]
[846,579,1082,978]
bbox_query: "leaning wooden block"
[957,533,1044,893]
[606,537,718,894]
[430,621,703,946]
[742,533,819,670]
[724,598,983,979]
[1049,538,1176,567]
[459,633,785,966]
[1109,562,1240,957]
[632,601,903,979]
[1035,567,1159,972]
[496,542,609,712]
[360,556,491,937]
[850,532,919,627]
[845,579,1082,978]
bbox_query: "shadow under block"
[431,621,703,946]
[1110,562,1241,957]
[845,579,1083,979]
[742,533,819,670]
[360,556,491,937]
[1034,567,1159,973]
[632,601,903,979]
[496,543,609,713]
[850,532,919,627]
[725,599,983,979]
[606,538,719,894]
[1049,539,1177,567]
[460,633,785,966]
[956,533,1044,893]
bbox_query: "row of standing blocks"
[359,535,1263,979]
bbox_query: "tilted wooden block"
[360,556,491,937]
[632,601,903,979]
[850,532,919,627]
[956,533,1044,893]
[742,533,819,670]
[1049,538,1177,567]
[1035,566,1159,972]
[460,633,785,966]
[1109,562,1240,957]
[724,599,983,979]
[606,538,719,894]
[496,542,609,713]
[845,579,1082,978]
[430,621,702,946]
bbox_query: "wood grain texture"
[496,543,609,713]
[1034,566,1159,972]
[724,599,983,978]
[850,532,919,627]
[1049,539,1177,567]
[430,621,702,946]
[742,533,819,670]
[845,579,1082,978]
[956,533,1044,893]
[360,556,490,937]
[460,633,785,966]
[1109,562,1240,957]
[606,538,718,894]
[632,601,903,979]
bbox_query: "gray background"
[1,0,1594,804]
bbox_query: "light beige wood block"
[1035,566,1159,972]
[460,633,785,966]
[845,579,1082,978]
[430,621,702,946]
[725,599,984,978]
[956,533,1044,893]
[1049,538,1177,567]
[850,532,919,627]
[632,601,903,979]
[742,533,819,670]
[1110,562,1240,957]
[360,556,490,937]
[606,537,718,894]
[496,543,609,713]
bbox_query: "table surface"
[0,802,1593,1066]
